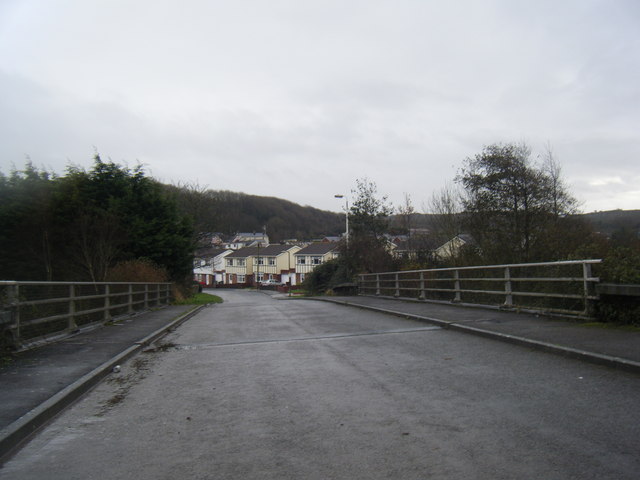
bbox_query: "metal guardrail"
[358,259,602,317]
[0,281,173,351]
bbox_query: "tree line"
[166,184,344,245]
[2,143,638,296]
[0,157,193,283]
[305,142,640,310]
[0,156,344,283]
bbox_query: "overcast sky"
[1,0,638,213]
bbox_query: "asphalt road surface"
[2,290,639,479]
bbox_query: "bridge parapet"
[358,259,602,318]
[0,281,172,351]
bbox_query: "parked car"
[260,279,283,287]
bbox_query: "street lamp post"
[287,249,292,297]
[334,194,349,248]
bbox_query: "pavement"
[314,295,640,372]
[1,292,639,464]
[0,304,201,462]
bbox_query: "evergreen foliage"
[301,259,349,294]
[0,157,194,283]
[304,178,398,293]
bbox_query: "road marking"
[170,326,442,350]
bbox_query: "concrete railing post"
[104,284,111,322]
[583,262,594,316]
[394,274,400,297]
[128,284,134,313]
[9,284,20,347]
[419,272,425,300]
[453,270,461,303]
[68,284,78,331]
[504,267,513,307]
[375,274,381,296]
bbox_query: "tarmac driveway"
[3,289,640,479]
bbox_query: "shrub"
[302,259,352,295]
[106,259,169,283]
[594,246,640,325]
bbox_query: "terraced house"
[225,244,301,285]
[294,243,339,284]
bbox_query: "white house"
[223,232,270,250]
[193,248,233,286]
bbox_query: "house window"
[268,257,276,266]
[227,259,234,267]
[311,256,322,265]
[255,257,264,266]
[238,275,245,283]
[257,273,264,282]
[297,257,306,265]
[238,259,245,266]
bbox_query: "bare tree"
[396,192,415,234]
[541,142,579,218]
[426,182,464,258]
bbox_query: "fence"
[358,259,602,318]
[0,281,173,351]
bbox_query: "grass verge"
[173,292,223,305]
[580,322,640,332]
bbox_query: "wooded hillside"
[167,186,344,243]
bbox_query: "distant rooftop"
[295,243,339,255]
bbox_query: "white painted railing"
[0,281,172,350]
[358,260,602,317]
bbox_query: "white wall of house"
[193,250,234,285]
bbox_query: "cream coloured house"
[225,244,300,285]
[294,243,339,285]
[433,234,476,260]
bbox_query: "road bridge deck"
[1,290,639,478]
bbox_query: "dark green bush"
[302,259,352,295]
[595,246,640,325]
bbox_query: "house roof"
[295,243,338,256]
[456,234,477,246]
[226,244,295,258]
[194,247,227,258]
[232,232,268,241]
[393,234,439,253]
